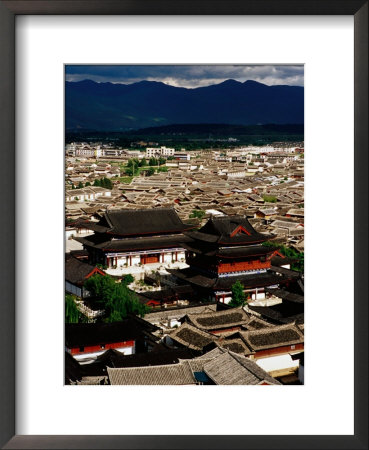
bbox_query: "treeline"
[66,123,303,142]
[69,177,113,190]
[125,123,304,136]
[66,124,304,149]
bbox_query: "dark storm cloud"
[65,65,304,87]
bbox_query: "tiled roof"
[201,348,280,385]
[106,346,280,385]
[108,361,197,385]
[186,307,250,331]
[65,257,103,285]
[245,316,274,330]
[169,322,217,351]
[240,323,304,351]
[144,303,217,323]
[216,338,252,356]
[186,215,273,245]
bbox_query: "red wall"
[253,343,304,359]
[141,255,160,264]
[70,340,135,355]
[210,326,242,335]
[218,260,270,274]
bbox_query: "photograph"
[64,64,305,386]
[1,0,366,446]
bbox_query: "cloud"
[65,64,304,87]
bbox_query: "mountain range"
[65,79,304,131]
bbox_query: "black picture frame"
[0,1,367,449]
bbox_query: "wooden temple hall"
[75,208,195,269]
[170,215,302,303]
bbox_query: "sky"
[65,65,304,88]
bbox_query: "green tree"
[149,157,157,166]
[229,281,246,307]
[78,181,84,189]
[147,167,155,176]
[104,285,149,321]
[262,241,304,272]
[93,179,101,187]
[139,158,147,167]
[189,209,205,219]
[84,273,116,306]
[158,157,166,166]
[100,177,113,189]
[65,294,81,323]
[158,166,168,173]
[84,274,149,320]
[121,274,134,286]
[262,194,277,203]
[106,177,113,189]
[85,181,91,187]
[126,159,140,175]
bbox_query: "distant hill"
[65,79,304,131]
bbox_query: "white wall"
[117,256,128,266]
[164,253,172,263]
[251,292,266,300]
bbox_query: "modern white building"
[146,146,175,158]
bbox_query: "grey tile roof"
[240,323,304,351]
[246,316,274,330]
[144,304,217,323]
[107,346,280,385]
[216,338,252,356]
[169,322,217,351]
[107,361,197,385]
[186,307,250,331]
[65,257,102,285]
[202,349,280,385]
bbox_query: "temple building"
[171,215,301,303]
[75,208,194,269]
